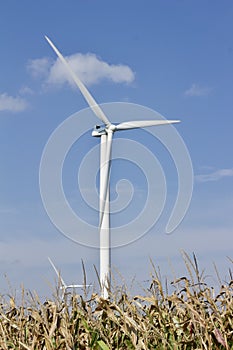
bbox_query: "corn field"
[0,253,232,349]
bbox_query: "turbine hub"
[108,124,116,132]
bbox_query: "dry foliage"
[0,253,232,349]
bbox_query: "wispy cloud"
[0,93,28,112]
[19,85,34,96]
[196,168,233,182]
[27,57,51,78]
[184,83,212,97]
[0,208,16,214]
[28,53,135,88]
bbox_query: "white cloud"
[196,168,233,182]
[19,85,34,96]
[28,53,135,87]
[27,57,51,78]
[0,93,28,112]
[184,83,212,97]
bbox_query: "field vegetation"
[0,252,232,349]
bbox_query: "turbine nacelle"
[92,124,116,137]
[92,125,106,137]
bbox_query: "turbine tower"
[45,36,180,298]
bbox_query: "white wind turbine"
[45,36,180,299]
[48,257,91,297]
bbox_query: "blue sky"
[0,1,233,297]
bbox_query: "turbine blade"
[66,285,85,288]
[99,132,113,228]
[48,257,66,288]
[45,36,111,126]
[115,119,180,130]
[66,284,92,288]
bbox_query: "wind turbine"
[45,36,180,299]
[48,257,91,297]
